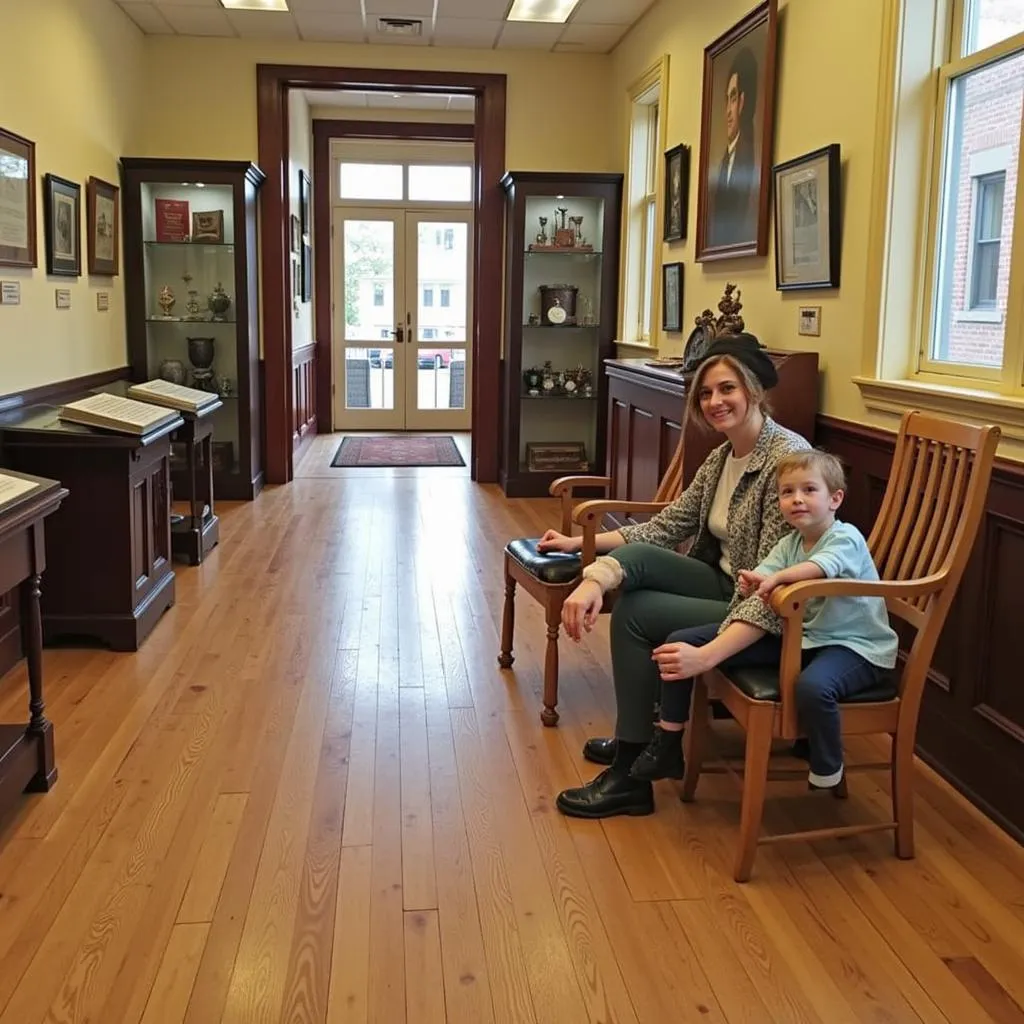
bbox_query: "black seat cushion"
[723,664,899,703]
[506,538,582,585]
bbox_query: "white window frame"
[620,57,669,348]
[857,0,1024,437]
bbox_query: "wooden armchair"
[499,436,688,725]
[681,411,1000,882]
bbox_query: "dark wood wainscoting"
[817,415,1024,841]
[292,342,316,465]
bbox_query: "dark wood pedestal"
[0,404,181,652]
[0,470,68,815]
[170,400,222,566]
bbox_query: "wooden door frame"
[256,64,506,484]
[312,119,475,437]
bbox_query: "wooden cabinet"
[499,171,623,497]
[0,403,180,651]
[604,353,820,513]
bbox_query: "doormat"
[330,435,465,468]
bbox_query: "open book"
[126,379,220,414]
[58,393,180,436]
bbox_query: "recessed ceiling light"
[219,0,289,11]
[506,0,581,24]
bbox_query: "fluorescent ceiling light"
[219,0,289,11]
[506,0,581,24]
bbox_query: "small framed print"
[290,213,300,254]
[44,173,81,277]
[773,143,841,290]
[663,144,690,242]
[301,241,312,302]
[525,441,589,473]
[661,261,684,332]
[0,127,36,268]
[299,169,311,237]
[86,176,119,276]
[192,209,224,243]
[798,305,821,336]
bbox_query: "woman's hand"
[651,642,709,681]
[737,569,765,597]
[537,529,582,554]
[561,580,603,642]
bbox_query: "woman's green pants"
[609,543,733,742]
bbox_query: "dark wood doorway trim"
[257,65,506,484]
[312,118,475,438]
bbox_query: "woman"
[537,334,810,818]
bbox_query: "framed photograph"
[290,213,300,254]
[86,176,119,276]
[695,0,779,262]
[0,127,36,267]
[299,169,311,238]
[525,442,589,473]
[301,241,312,302]
[663,144,690,242]
[192,209,224,243]
[661,261,684,332]
[43,173,81,277]
[773,144,842,290]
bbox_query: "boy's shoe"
[808,774,848,799]
[629,726,685,781]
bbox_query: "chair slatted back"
[865,411,998,700]
[653,432,687,503]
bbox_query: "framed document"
[661,261,684,332]
[0,127,36,268]
[86,176,119,276]
[44,173,81,277]
[773,143,841,290]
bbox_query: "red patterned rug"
[331,435,465,468]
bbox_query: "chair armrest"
[768,574,945,617]
[572,499,670,567]
[549,475,614,535]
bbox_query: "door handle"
[390,326,404,343]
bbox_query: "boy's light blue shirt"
[756,520,898,669]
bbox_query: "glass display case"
[120,158,265,500]
[499,171,623,497]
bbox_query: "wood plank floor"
[1,431,1023,1023]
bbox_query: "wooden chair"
[680,411,1000,882]
[499,434,689,725]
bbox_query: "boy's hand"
[755,573,781,602]
[737,569,765,598]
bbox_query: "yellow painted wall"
[288,89,312,353]
[133,39,618,174]
[612,0,887,425]
[0,0,144,395]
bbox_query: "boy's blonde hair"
[776,449,846,494]
[685,354,771,433]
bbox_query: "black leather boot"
[557,740,653,818]
[582,736,616,765]
[629,726,685,781]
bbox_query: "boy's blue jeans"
[658,623,884,785]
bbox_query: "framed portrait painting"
[44,173,81,277]
[773,144,841,290]
[661,261,684,332]
[663,144,690,242]
[695,0,779,262]
[86,176,119,276]
[299,169,311,238]
[0,127,36,268]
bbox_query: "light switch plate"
[798,305,821,337]
[96,292,110,311]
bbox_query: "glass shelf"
[521,393,597,400]
[524,249,603,256]
[146,317,237,325]
[522,323,600,329]
[144,240,235,249]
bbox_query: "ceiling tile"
[293,11,367,40]
[431,17,501,47]
[558,21,624,49]
[117,3,174,31]
[439,0,508,14]
[225,10,298,36]
[364,0,435,15]
[570,0,654,26]
[495,21,562,49]
[366,30,431,44]
[147,0,218,6]
[157,4,235,33]
[287,0,362,9]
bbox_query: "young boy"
[630,449,898,792]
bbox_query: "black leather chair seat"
[506,538,582,585]
[723,664,899,703]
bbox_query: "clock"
[682,321,713,373]
[546,301,567,325]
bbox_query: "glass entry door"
[334,209,472,432]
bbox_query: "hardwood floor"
[0,431,1023,1023]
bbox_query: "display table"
[170,399,222,565]
[0,402,181,651]
[0,469,68,813]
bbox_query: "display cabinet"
[120,158,265,500]
[499,171,623,498]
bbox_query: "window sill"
[854,376,1024,441]
[614,339,659,351]
[952,309,1004,324]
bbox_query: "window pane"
[641,198,656,338]
[963,0,1024,55]
[408,165,472,202]
[343,220,394,344]
[340,163,403,201]
[930,51,1021,367]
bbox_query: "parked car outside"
[417,349,451,369]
